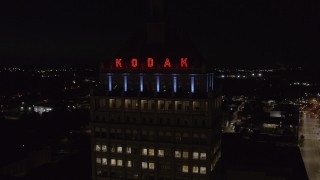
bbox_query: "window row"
[95,145,131,154]
[96,145,207,160]
[182,165,207,174]
[96,99,207,112]
[94,116,208,128]
[96,160,208,175]
[95,129,208,140]
[141,148,164,157]
[96,158,132,167]
[142,162,155,170]
[122,160,207,174]
[175,151,207,160]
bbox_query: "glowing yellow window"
[200,153,206,160]
[193,152,199,159]
[111,159,116,166]
[182,165,189,173]
[102,158,107,165]
[117,160,123,167]
[117,146,122,153]
[149,162,155,170]
[158,149,164,157]
[95,145,101,152]
[175,151,181,158]
[102,145,107,152]
[96,158,101,164]
[127,160,132,167]
[149,149,155,156]
[142,148,148,156]
[193,166,199,173]
[182,151,189,159]
[200,167,206,174]
[142,162,148,169]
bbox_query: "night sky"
[0,0,319,68]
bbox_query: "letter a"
[115,58,122,68]
[180,58,188,68]
[164,58,171,68]
[147,58,154,68]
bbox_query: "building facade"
[91,1,221,179]
[90,57,222,179]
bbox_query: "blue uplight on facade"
[124,74,128,92]
[191,76,195,93]
[173,75,177,93]
[108,74,112,92]
[156,75,160,93]
[140,74,144,92]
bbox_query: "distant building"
[90,0,222,179]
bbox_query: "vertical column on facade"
[156,74,160,93]
[211,73,214,91]
[173,74,177,93]
[190,75,195,93]
[123,73,128,92]
[140,73,144,92]
[206,74,210,92]
[108,73,112,92]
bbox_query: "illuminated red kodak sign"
[114,57,189,68]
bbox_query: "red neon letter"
[115,58,122,68]
[180,58,188,68]
[147,58,154,68]
[131,58,138,68]
[163,58,171,68]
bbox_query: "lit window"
[175,151,181,158]
[117,160,123,167]
[193,152,199,159]
[142,148,148,156]
[95,145,101,152]
[125,99,131,109]
[193,101,200,111]
[200,153,206,160]
[109,99,115,108]
[183,151,189,159]
[200,167,206,174]
[149,149,155,156]
[102,158,107,165]
[127,160,132,167]
[193,166,199,173]
[159,100,165,110]
[158,149,164,157]
[111,159,116,166]
[102,145,107,152]
[96,158,101,164]
[175,101,182,111]
[117,146,122,153]
[142,162,148,169]
[149,162,155,170]
[182,165,189,173]
[141,100,147,110]
[126,147,131,154]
